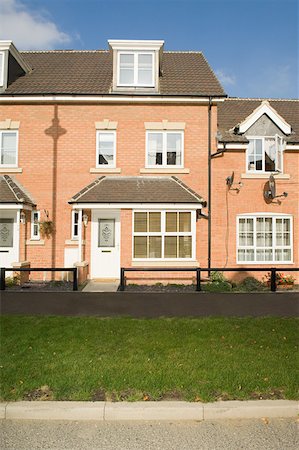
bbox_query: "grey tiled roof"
[69,176,204,204]
[218,99,299,143]
[0,175,35,205]
[2,51,226,97]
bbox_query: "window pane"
[134,212,147,232]
[239,233,246,246]
[283,233,290,246]
[98,133,114,165]
[247,140,255,171]
[256,249,264,261]
[148,133,163,165]
[0,219,14,247]
[164,236,177,258]
[149,236,161,258]
[275,249,283,261]
[137,54,153,85]
[1,132,17,165]
[264,138,276,171]
[149,212,161,232]
[134,236,147,258]
[167,133,182,166]
[246,249,254,261]
[255,139,263,170]
[179,212,191,232]
[238,249,246,261]
[283,249,291,261]
[166,212,177,232]
[283,218,290,232]
[265,249,272,261]
[276,219,283,232]
[119,54,134,84]
[179,236,192,258]
[239,218,246,232]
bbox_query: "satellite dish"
[264,174,288,201]
[226,171,234,188]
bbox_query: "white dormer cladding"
[108,39,164,93]
[238,100,291,135]
[0,41,31,93]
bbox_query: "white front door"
[91,210,120,279]
[0,210,19,269]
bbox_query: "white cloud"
[215,69,236,87]
[0,0,72,49]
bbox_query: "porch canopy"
[69,176,204,208]
[0,175,35,208]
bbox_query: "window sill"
[90,168,121,173]
[0,167,23,173]
[241,173,290,179]
[26,239,45,246]
[65,239,86,245]
[237,261,294,265]
[132,260,199,268]
[140,168,190,174]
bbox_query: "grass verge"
[0,316,298,402]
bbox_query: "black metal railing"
[0,267,78,291]
[119,267,299,292]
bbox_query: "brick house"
[0,39,298,284]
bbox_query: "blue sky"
[1,0,298,98]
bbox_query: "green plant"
[204,281,232,292]
[210,271,227,282]
[238,277,264,292]
[39,220,54,238]
[5,275,20,287]
[263,272,295,286]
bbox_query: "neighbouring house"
[0,39,298,284]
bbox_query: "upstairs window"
[96,131,116,167]
[0,130,18,166]
[146,131,184,167]
[118,52,154,87]
[246,135,284,173]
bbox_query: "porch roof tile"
[0,175,35,205]
[69,176,204,205]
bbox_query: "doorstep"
[82,280,119,292]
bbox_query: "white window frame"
[236,213,293,264]
[132,210,196,261]
[117,51,155,87]
[0,130,18,167]
[31,211,40,240]
[145,131,184,168]
[96,130,116,168]
[246,135,285,174]
[71,210,79,240]
[0,51,4,87]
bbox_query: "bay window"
[146,131,184,167]
[0,130,18,166]
[133,211,195,259]
[237,215,292,263]
[246,135,284,173]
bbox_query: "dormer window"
[118,52,154,87]
[246,135,284,173]
[108,39,164,92]
[0,52,4,87]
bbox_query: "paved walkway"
[1,291,298,317]
[82,281,119,292]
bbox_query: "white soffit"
[238,100,291,135]
[108,39,164,52]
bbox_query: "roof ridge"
[21,50,108,54]
[226,97,299,102]
[71,177,105,201]
[164,51,203,54]
[171,176,203,202]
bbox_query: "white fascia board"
[285,144,299,150]
[0,204,22,210]
[108,40,164,51]
[218,143,247,150]
[238,212,292,218]
[238,101,291,135]
[0,95,225,104]
[0,41,31,73]
[71,203,202,210]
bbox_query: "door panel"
[0,211,18,269]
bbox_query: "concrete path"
[1,418,298,449]
[82,281,119,292]
[1,291,298,317]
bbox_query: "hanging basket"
[39,220,54,238]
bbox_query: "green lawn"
[0,316,298,402]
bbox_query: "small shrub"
[263,272,295,286]
[204,281,232,292]
[210,271,227,283]
[238,277,264,292]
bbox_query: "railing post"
[120,268,125,291]
[73,268,78,291]
[270,268,276,292]
[196,268,201,292]
[0,268,5,291]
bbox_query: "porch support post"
[78,209,83,263]
[16,209,21,262]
